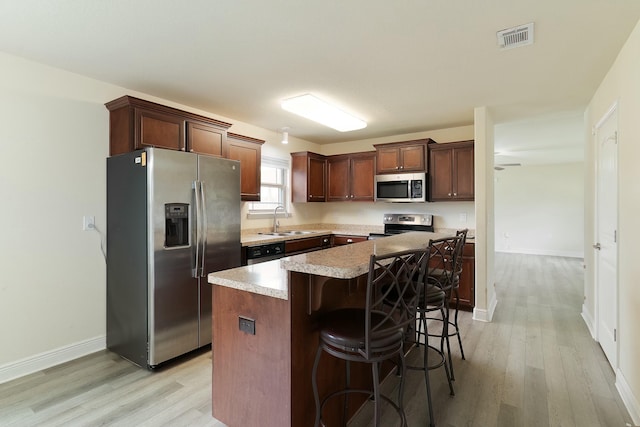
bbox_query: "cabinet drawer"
[285,236,331,255]
[332,235,367,246]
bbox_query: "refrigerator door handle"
[199,181,208,277]
[192,180,201,278]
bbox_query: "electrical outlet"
[83,215,95,231]
[239,316,255,335]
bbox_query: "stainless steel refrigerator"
[106,147,241,368]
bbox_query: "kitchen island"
[208,231,449,427]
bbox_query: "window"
[247,156,290,218]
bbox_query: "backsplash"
[241,200,475,231]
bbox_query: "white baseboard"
[0,335,106,384]
[581,303,596,339]
[616,369,640,426]
[495,248,584,259]
[473,294,498,322]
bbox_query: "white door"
[594,105,618,369]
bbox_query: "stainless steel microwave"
[375,172,426,202]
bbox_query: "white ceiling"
[1,0,639,155]
[495,110,586,166]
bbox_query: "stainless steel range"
[369,213,434,239]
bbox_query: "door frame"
[592,100,619,370]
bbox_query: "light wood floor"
[350,253,634,427]
[0,253,634,426]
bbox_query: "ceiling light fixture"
[281,127,289,144]
[281,94,367,132]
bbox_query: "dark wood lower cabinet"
[452,242,475,310]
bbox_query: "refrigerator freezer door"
[148,149,200,366]
[197,155,242,345]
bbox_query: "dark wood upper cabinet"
[187,121,227,157]
[373,139,432,174]
[227,132,264,202]
[105,96,266,202]
[327,152,375,202]
[428,140,474,201]
[291,152,327,202]
[327,155,349,201]
[105,95,232,156]
[135,107,185,151]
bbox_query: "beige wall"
[584,19,640,422]
[0,52,319,376]
[495,162,585,257]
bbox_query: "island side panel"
[212,285,291,427]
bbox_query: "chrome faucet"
[273,205,286,233]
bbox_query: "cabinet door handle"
[350,195,354,198]
[448,193,452,196]
[399,165,404,169]
[453,192,457,196]
[347,239,353,243]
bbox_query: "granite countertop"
[241,229,334,246]
[241,224,474,246]
[208,259,289,299]
[209,231,451,299]
[281,231,450,279]
[241,223,381,246]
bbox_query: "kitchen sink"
[258,230,315,236]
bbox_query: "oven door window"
[377,180,409,199]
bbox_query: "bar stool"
[311,249,428,427]
[410,236,460,427]
[448,229,468,372]
[426,230,467,381]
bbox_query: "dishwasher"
[245,241,286,265]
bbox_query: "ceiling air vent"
[497,23,534,50]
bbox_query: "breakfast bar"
[208,231,448,427]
